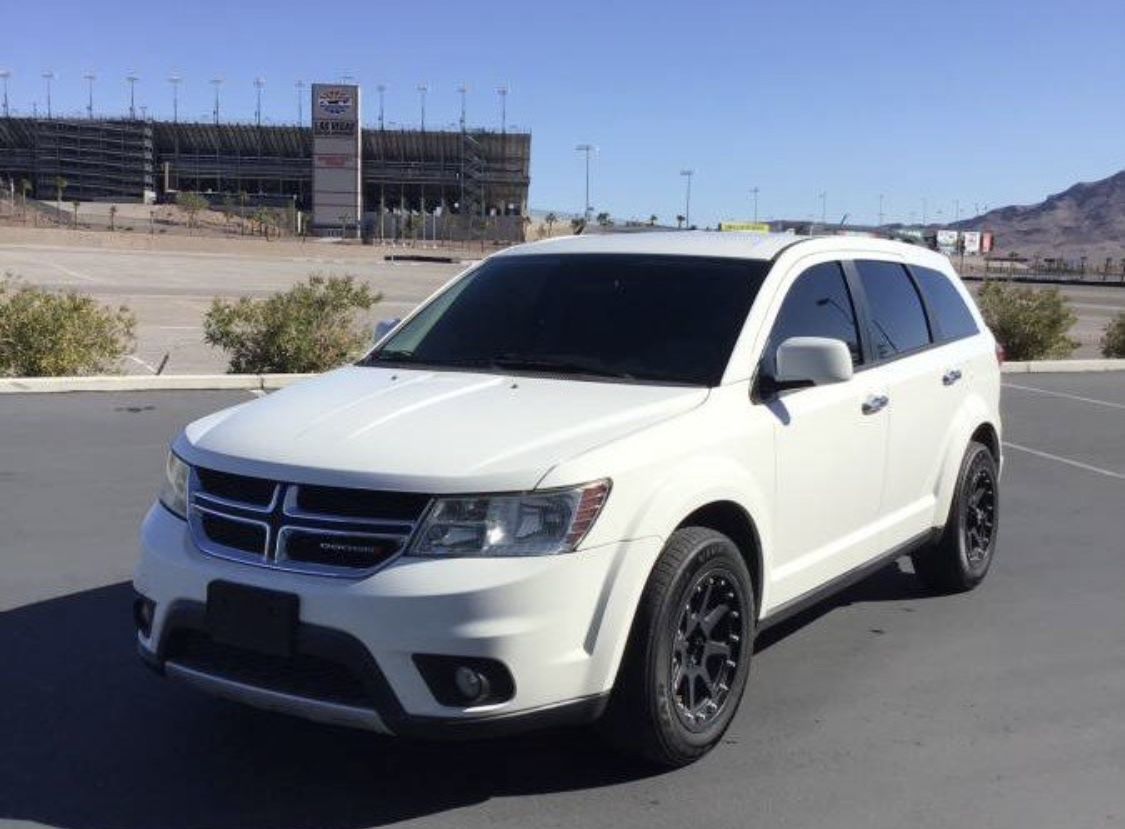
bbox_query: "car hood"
[175,366,709,493]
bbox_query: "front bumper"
[134,504,662,736]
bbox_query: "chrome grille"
[187,467,429,578]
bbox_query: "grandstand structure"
[0,113,531,240]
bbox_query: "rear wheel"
[599,527,754,767]
[913,440,999,592]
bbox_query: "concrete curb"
[0,373,312,394]
[1000,359,1125,374]
[3,361,1123,393]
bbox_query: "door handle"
[942,368,963,386]
[862,394,889,415]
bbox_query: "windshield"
[361,254,769,386]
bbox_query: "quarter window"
[912,266,979,342]
[855,260,932,360]
[764,262,862,375]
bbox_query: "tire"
[599,527,754,768]
[912,440,999,593]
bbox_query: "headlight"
[159,452,190,519]
[409,480,610,557]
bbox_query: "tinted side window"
[764,262,862,375]
[855,260,932,360]
[912,266,979,342]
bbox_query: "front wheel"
[599,527,754,767]
[913,440,999,593]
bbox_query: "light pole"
[818,191,827,225]
[254,77,265,127]
[295,80,305,123]
[497,85,508,133]
[878,193,885,226]
[681,169,694,228]
[0,70,9,118]
[42,71,54,118]
[417,84,428,131]
[576,144,595,222]
[376,84,386,130]
[83,71,95,118]
[210,78,222,124]
[750,186,759,223]
[921,197,928,225]
[126,74,139,119]
[168,75,181,122]
[954,199,960,222]
[457,84,468,131]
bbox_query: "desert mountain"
[952,170,1125,258]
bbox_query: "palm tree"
[544,211,557,237]
[54,176,68,220]
[18,178,32,213]
[71,200,80,229]
[649,214,658,226]
[108,204,118,232]
[675,214,685,229]
[595,211,612,227]
[570,217,585,235]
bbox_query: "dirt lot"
[0,226,469,374]
[1,226,1121,373]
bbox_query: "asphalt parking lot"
[1,373,1122,829]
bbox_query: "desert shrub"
[0,275,136,376]
[976,281,1078,360]
[203,274,380,374]
[176,191,210,229]
[1100,312,1125,358]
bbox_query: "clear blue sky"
[3,0,1124,227]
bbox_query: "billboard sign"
[936,229,959,254]
[719,221,770,233]
[311,83,361,235]
[961,231,981,255]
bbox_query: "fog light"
[133,596,155,637]
[454,666,491,703]
[413,654,515,707]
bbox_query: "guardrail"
[2,361,1124,394]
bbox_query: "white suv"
[135,232,1002,766]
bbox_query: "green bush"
[203,274,380,374]
[0,275,136,376]
[976,281,1078,360]
[1101,312,1125,358]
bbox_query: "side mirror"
[774,337,853,385]
[373,318,402,344]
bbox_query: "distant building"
[0,84,530,240]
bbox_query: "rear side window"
[912,266,979,342]
[764,261,862,375]
[855,260,932,360]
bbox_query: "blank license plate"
[206,581,298,657]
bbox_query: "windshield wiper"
[365,350,636,380]
[488,354,635,380]
[365,348,418,364]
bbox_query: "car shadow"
[0,582,656,829]
[1,564,928,829]
[755,558,931,653]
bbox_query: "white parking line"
[125,355,158,374]
[1003,382,1125,410]
[1003,441,1124,480]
